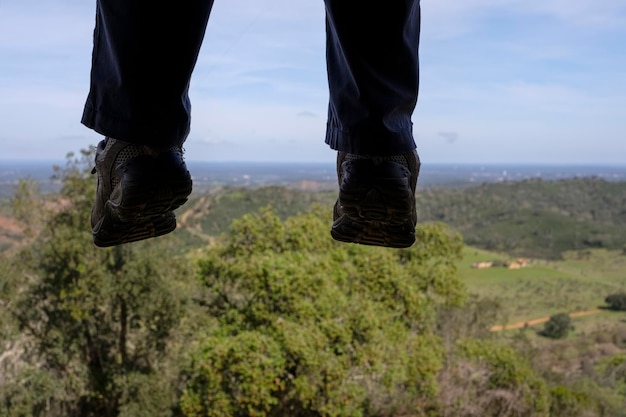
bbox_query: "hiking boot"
[91,137,193,247]
[331,150,420,248]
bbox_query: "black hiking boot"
[91,137,192,247]
[331,150,420,248]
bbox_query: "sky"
[0,0,625,164]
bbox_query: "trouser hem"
[325,124,417,156]
[81,102,190,148]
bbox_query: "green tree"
[605,292,626,311]
[181,207,466,417]
[540,313,574,339]
[1,151,197,417]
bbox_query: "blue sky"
[0,0,625,164]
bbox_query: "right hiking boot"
[331,150,420,248]
[91,137,193,247]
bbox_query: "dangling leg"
[83,0,214,246]
[325,0,422,248]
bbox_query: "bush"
[605,292,626,311]
[540,313,574,339]
[549,385,593,417]
[440,339,551,417]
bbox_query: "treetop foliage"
[3,150,625,417]
[183,206,466,417]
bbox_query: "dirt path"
[177,196,214,243]
[490,309,602,332]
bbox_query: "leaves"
[2,151,196,417]
[187,207,466,416]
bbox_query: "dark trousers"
[82,0,420,156]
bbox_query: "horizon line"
[2,159,626,168]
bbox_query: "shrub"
[549,385,593,417]
[442,339,551,417]
[605,292,626,311]
[540,313,574,339]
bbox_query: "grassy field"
[459,247,626,328]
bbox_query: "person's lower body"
[82,0,214,246]
[325,0,421,248]
[82,0,421,247]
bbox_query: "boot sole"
[331,160,416,248]
[93,209,177,248]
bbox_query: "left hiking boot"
[331,150,420,248]
[90,137,192,247]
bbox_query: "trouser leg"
[324,0,421,156]
[81,0,214,148]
